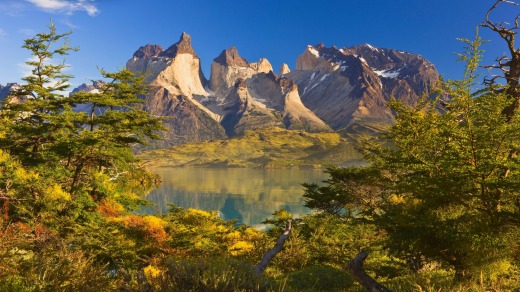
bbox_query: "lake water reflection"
[144,168,329,227]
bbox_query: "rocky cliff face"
[126,33,226,148]
[246,72,330,132]
[124,33,438,147]
[207,47,329,136]
[220,79,283,137]
[0,83,30,104]
[209,47,273,98]
[147,87,226,147]
[70,80,106,95]
[288,43,438,132]
[279,63,291,76]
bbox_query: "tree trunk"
[254,220,291,275]
[347,251,392,292]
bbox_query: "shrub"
[286,264,354,291]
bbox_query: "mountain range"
[1,33,438,149]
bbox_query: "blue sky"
[0,0,515,89]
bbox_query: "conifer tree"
[0,22,163,219]
[304,2,520,281]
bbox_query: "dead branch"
[347,251,392,292]
[254,220,291,275]
[480,0,520,123]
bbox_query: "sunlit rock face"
[124,32,438,147]
[209,46,273,98]
[220,78,283,137]
[288,43,438,132]
[279,63,291,76]
[245,72,330,133]
[209,47,329,136]
[127,33,225,148]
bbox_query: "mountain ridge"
[2,33,439,151]
[123,32,438,149]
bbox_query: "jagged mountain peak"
[132,44,164,59]
[0,82,29,104]
[214,46,249,67]
[250,58,273,73]
[289,41,439,131]
[123,33,439,148]
[70,80,106,96]
[160,32,197,58]
[314,43,325,49]
[279,63,291,75]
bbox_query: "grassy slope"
[139,127,364,168]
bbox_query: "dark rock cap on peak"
[159,32,197,58]
[214,46,249,67]
[234,78,247,89]
[314,43,325,50]
[132,44,164,59]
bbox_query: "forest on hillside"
[1,1,520,291]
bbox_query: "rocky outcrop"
[127,33,225,148]
[246,72,330,132]
[208,46,329,135]
[70,80,106,96]
[209,47,273,98]
[279,63,291,76]
[125,33,438,148]
[127,33,210,100]
[220,79,283,137]
[0,83,30,104]
[159,32,196,57]
[287,43,438,132]
[146,87,226,147]
[133,44,163,59]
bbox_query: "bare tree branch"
[347,251,392,292]
[480,0,520,120]
[254,220,291,275]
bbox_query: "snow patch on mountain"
[364,43,378,52]
[373,69,400,78]
[308,46,320,58]
[304,73,329,94]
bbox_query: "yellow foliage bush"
[185,208,212,217]
[224,231,241,241]
[97,198,125,217]
[14,168,38,181]
[194,238,212,249]
[45,184,71,201]
[228,241,254,256]
[144,264,162,279]
[123,215,169,242]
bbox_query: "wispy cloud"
[0,1,25,17]
[0,28,6,40]
[26,0,99,16]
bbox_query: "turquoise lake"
[144,168,329,228]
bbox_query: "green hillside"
[139,127,364,168]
